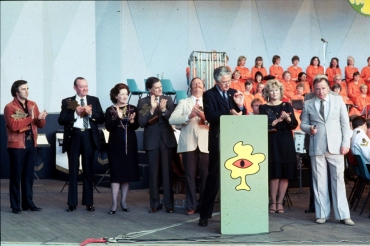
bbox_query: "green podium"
[220,115,268,234]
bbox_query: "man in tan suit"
[301,77,354,226]
[169,77,209,215]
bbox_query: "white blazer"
[169,97,209,153]
[301,94,351,156]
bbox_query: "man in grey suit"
[137,77,177,213]
[301,77,354,226]
[169,77,209,215]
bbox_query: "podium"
[220,115,268,234]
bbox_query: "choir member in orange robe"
[345,56,359,84]
[297,72,311,95]
[235,55,252,82]
[306,56,324,87]
[332,74,348,98]
[361,57,370,93]
[243,80,255,113]
[250,98,263,115]
[253,83,267,104]
[352,84,370,116]
[326,57,342,86]
[186,66,197,81]
[291,83,305,101]
[269,55,284,81]
[287,55,302,82]
[291,83,305,130]
[251,56,267,80]
[348,72,365,101]
[252,71,264,94]
[229,70,245,92]
[223,55,232,72]
[281,71,295,100]
[331,84,355,115]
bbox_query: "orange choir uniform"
[348,82,363,101]
[301,82,311,95]
[235,66,252,81]
[230,80,245,93]
[287,66,302,82]
[361,66,370,94]
[346,97,357,116]
[186,67,197,80]
[337,83,349,97]
[243,93,254,113]
[306,65,324,87]
[353,95,370,115]
[291,94,304,100]
[252,81,267,94]
[251,67,267,80]
[253,93,267,104]
[281,81,295,100]
[269,65,284,81]
[291,94,304,130]
[345,66,359,84]
[326,67,342,86]
[341,95,354,106]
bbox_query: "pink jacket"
[4,98,46,148]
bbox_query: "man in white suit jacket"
[301,77,354,226]
[169,77,209,215]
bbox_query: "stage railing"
[188,51,227,90]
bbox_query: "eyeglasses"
[219,80,231,85]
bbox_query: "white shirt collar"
[315,94,329,103]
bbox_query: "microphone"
[321,38,328,43]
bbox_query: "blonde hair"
[263,79,284,101]
[360,84,368,90]
[237,56,246,66]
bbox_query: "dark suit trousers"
[199,151,220,219]
[67,129,95,206]
[146,138,174,209]
[182,148,209,211]
[8,139,37,209]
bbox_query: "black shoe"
[120,203,130,212]
[198,217,208,227]
[66,206,76,212]
[304,208,315,213]
[86,205,95,212]
[108,210,116,215]
[149,204,163,213]
[166,207,174,213]
[23,207,42,211]
[12,209,21,214]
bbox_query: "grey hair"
[347,56,354,65]
[263,79,284,101]
[214,66,232,83]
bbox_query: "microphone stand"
[322,40,328,71]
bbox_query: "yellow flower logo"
[224,141,266,191]
[348,0,370,16]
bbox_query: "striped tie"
[80,99,89,128]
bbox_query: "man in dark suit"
[137,77,177,213]
[58,77,104,212]
[198,66,247,227]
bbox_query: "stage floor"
[1,179,369,246]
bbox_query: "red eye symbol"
[233,159,252,169]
